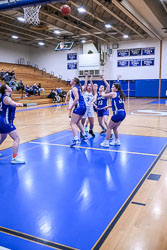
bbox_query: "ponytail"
[74,77,82,90]
[0,84,7,102]
[113,83,126,101]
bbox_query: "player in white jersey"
[84,83,98,133]
[81,74,96,137]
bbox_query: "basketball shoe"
[110,139,121,146]
[89,130,95,137]
[70,139,81,147]
[11,156,25,164]
[100,140,109,147]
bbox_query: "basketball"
[60,5,71,16]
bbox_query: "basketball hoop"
[23,5,41,25]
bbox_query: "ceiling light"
[17,17,25,22]
[78,7,86,13]
[123,34,129,38]
[105,23,112,28]
[12,35,18,39]
[38,42,44,46]
[54,30,61,34]
[81,40,86,43]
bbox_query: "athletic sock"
[13,154,17,158]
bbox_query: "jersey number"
[98,100,103,105]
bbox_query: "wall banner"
[67,53,77,60]
[142,58,154,66]
[130,48,141,56]
[117,49,129,57]
[117,60,129,67]
[142,47,155,55]
[67,62,77,70]
[129,59,141,67]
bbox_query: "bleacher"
[0,62,70,105]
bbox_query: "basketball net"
[23,5,41,25]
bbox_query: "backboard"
[54,42,74,51]
[0,0,68,10]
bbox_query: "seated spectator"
[25,84,33,97]
[9,70,16,80]
[9,79,18,91]
[17,80,25,92]
[32,83,40,96]
[0,69,5,80]
[59,90,67,102]
[38,83,45,93]
[25,84,30,97]
[48,89,60,103]
[4,73,11,84]
[56,88,62,95]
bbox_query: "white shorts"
[82,106,94,118]
[69,98,74,109]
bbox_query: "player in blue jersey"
[100,83,126,147]
[94,76,110,134]
[0,84,25,163]
[69,77,87,147]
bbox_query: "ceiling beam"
[93,0,146,38]
[112,0,162,40]
[60,1,120,39]
[0,13,61,42]
[0,22,56,47]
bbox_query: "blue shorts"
[97,109,109,117]
[73,105,86,116]
[111,110,126,123]
[0,121,16,134]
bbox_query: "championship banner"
[67,62,77,70]
[67,53,77,60]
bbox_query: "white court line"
[0,132,72,160]
[0,247,11,250]
[131,109,167,116]
[28,141,158,157]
